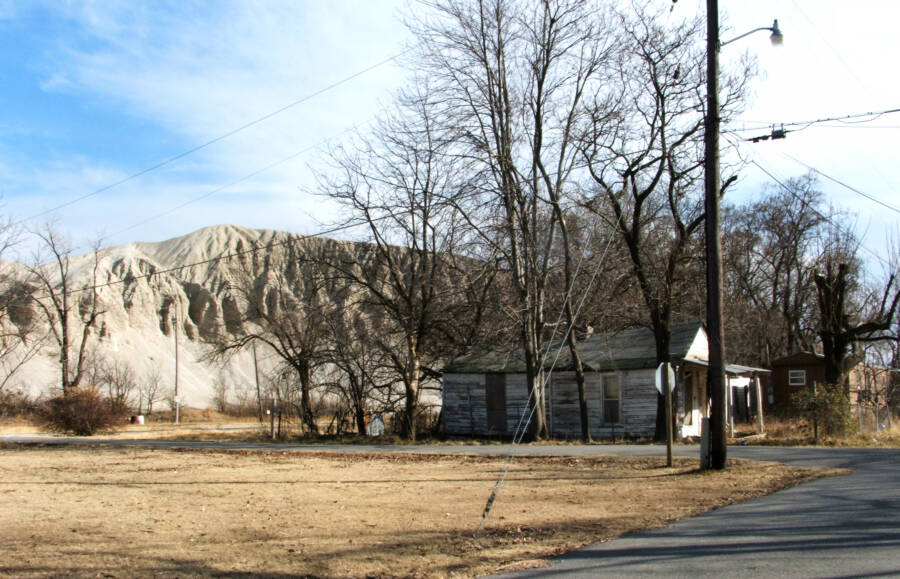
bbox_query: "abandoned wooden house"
[441,322,768,440]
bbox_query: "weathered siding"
[620,369,656,437]
[549,373,581,437]
[544,370,658,439]
[442,373,485,435]
[504,374,529,436]
[444,369,663,439]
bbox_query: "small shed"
[770,352,893,420]
[442,322,768,440]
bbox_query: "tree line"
[1,0,896,441]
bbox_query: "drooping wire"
[779,153,900,216]
[109,124,365,240]
[724,133,893,269]
[475,225,618,534]
[19,50,408,226]
[726,106,900,135]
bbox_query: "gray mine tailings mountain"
[8,224,368,409]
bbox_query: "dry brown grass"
[733,417,900,447]
[0,444,840,578]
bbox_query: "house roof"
[771,351,825,366]
[443,321,706,374]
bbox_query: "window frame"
[788,369,806,387]
[602,374,621,425]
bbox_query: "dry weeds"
[0,444,839,578]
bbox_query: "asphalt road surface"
[495,446,900,578]
[3,435,897,577]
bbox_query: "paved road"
[497,446,900,578]
[4,435,898,577]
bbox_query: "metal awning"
[682,357,770,375]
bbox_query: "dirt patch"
[0,444,841,578]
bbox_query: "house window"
[789,370,806,386]
[603,375,620,424]
[485,373,507,433]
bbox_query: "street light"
[721,19,783,47]
[704,2,782,470]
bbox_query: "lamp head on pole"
[769,19,784,46]
[720,18,784,48]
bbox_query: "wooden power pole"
[705,0,727,470]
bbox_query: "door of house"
[485,373,507,433]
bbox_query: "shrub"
[0,388,40,419]
[793,382,853,441]
[38,387,126,436]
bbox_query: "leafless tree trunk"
[27,226,104,395]
[579,4,750,440]
[816,256,899,391]
[205,235,340,435]
[138,367,162,415]
[406,0,620,439]
[319,82,483,440]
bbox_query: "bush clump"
[38,387,125,436]
[793,382,853,441]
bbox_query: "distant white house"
[441,322,767,439]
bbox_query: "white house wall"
[685,327,710,362]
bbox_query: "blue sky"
[1,0,897,269]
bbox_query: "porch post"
[754,374,765,435]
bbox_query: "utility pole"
[172,313,180,425]
[704,3,782,471]
[705,0,727,470]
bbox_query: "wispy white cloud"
[21,0,409,244]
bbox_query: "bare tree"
[405,0,623,439]
[98,356,137,414]
[0,232,44,393]
[206,236,342,434]
[137,366,162,416]
[27,226,104,394]
[815,254,899,391]
[723,174,828,365]
[324,308,395,435]
[579,4,750,439]
[320,83,483,440]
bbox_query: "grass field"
[0,444,839,578]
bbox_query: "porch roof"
[683,357,771,375]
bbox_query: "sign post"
[656,363,675,467]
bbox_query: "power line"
[790,0,878,104]
[20,50,408,226]
[727,106,900,134]
[476,227,617,534]
[57,218,374,298]
[742,154,892,269]
[109,124,364,240]
[780,153,900,216]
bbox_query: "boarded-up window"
[603,375,620,424]
[485,373,507,433]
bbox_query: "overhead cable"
[21,50,408,225]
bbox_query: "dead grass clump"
[734,416,900,448]
[0,445,840,578]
